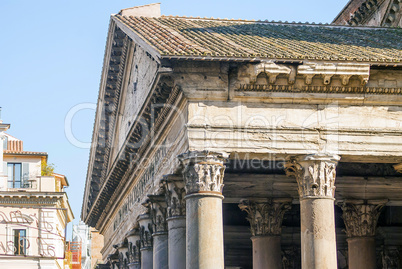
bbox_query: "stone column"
[161,175,186,269]
[239,199,291,269]
[126,227,141,269]
[138,205,153,269]
[107,253,120,269]
[114,242,129,269]
[285,154,340,269]
[340,200,386,269]
[179,151,228,269]
[148,194,168,269]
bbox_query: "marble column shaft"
[239,199,291,269]
[341,200,386,269]
[285,154,340,269]
[179,151,228,269]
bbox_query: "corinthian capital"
[126,227,141,265]
[137,204,153,249]
[148,194,168,234]
[340,200,387,237]
[161,175,186,217]
[284,154,340,199]
[239,199,292,236]
[178,151,228,195]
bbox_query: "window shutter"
[22,163,29,187]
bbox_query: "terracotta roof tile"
[4,150,47,156]
[114,15,402,63]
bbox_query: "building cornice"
[81,19,132,221]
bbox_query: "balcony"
[0,176,61,193]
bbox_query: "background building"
[0,117,74,268]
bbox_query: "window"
[13,229,27,255]
[8,163,21,188]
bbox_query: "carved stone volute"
[239,199,292,236]
[340,200,387,237]
[285,154,340,199]
[161,175,186,217]
[178,151,228,195]
[148,194,168,234]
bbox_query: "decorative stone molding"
[238,62,292,84]
[178,151,228,195]
[340,200,387,237]
[297,62,370,85]
[238,199,292,236]
[236,84,402,95]
[148,194,168,234]
[160,175,186,217]
[381,246,401,269]
[284,154,340,199]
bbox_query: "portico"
[81,3,402,269]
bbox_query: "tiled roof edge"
[154,15,400,30]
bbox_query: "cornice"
[85,76,183,228]
[348,0,387,26]
[82,21,131,220]
[0,192,64,205]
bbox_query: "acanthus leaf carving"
[138,211,153,249]
[285,155,340,199]
[148,195,168,234]
[126,227,141,265]
[239,199,292,236]
[161,176,186,217]
[340,200,387,237]
[179,151,228,195]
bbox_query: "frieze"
[112,139,170,231]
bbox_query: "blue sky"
[0,0,349,238]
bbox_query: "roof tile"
[114,15,402,63]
